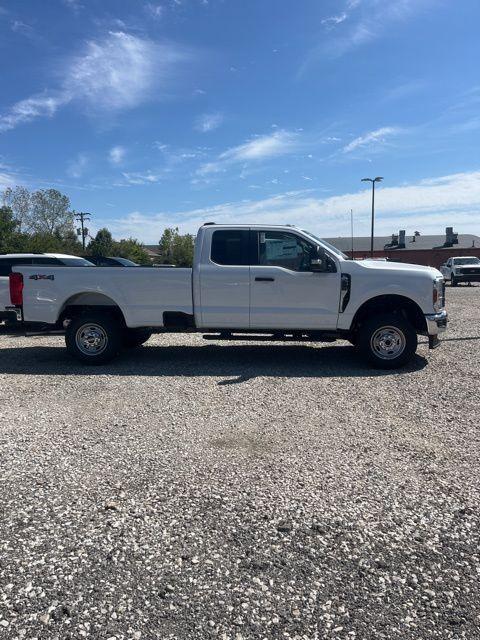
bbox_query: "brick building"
[326,227,480,269]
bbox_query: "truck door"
[198,228,250,328]
[249,230,341,329]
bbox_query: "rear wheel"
[123,328,152,348]
[357,313,417,369]
[65,314,122,364]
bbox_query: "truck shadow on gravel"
[0,342,428,381]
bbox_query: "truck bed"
[16,266,193,327]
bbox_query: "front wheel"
[451,274,457,287]
[65,314,122,365]
[357,313,418,369]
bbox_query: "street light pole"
[361,177,383,258]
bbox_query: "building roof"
[144,247,160,256]
[325,234,480,253]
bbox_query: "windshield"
[301,229,349,259]
[453,257,480,265]
[61,258,95,266]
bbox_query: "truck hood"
[351,259,442,277]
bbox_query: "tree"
[172,232,194,267]
[2,186,31,233]
[158,227,194,267]
[114,238,151,265]
[28,189,73,235]
[0,206,21,253]
[58,228,83,256]
[158,227,177,264]
[88,228,114,257]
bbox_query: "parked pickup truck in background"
[440,256,480,286]
[7,224,447,369]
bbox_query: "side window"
[211,230,249,266]
[447,259,452,266]
[32,257,62,265]
[0,260,13,277]
[258,231,316,272]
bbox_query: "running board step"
[202,333,337,342]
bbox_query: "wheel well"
[350,295,427,335]
[58,292,126,327]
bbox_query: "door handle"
[255,277,275,282]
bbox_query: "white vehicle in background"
[6,224,448,369]
[440,256,480,286]
[0,253,94,322]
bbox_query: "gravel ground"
[0,286,479,640]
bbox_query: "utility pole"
[74,211,91,251]
[361,177,383,258]
[350,209,354,260]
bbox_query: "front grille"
[461,268,480,275]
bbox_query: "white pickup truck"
[6,224,447,369]
[439,256,480,286]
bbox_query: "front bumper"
[452,274,480,282]
[425,309,448,336]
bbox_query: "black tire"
[65,313,122,365]
[123,328,152,348]
[357,313,418,369]
[451,275,457,287]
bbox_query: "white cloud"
[301,0,433,70]
[62,0,83,11]
[103,170,480,242]
[109,145,126,165]
[321,12,348,28]
[342,126,401,153]
[195,112,223,133]
[198,130,298,175]
[145,3,163,18]
[11,20,34,36]
[121,171,163,185]
[0,172,16,188]
[0,32,189,131]
[67,153,88,178]
[0,93,67,132]
[65,31,184,111]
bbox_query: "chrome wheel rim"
[370,325,406,360]
[75,323,108,356]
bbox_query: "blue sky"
[1,0,480,242]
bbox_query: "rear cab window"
[210,230,250,266]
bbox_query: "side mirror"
[310,246,327,272]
